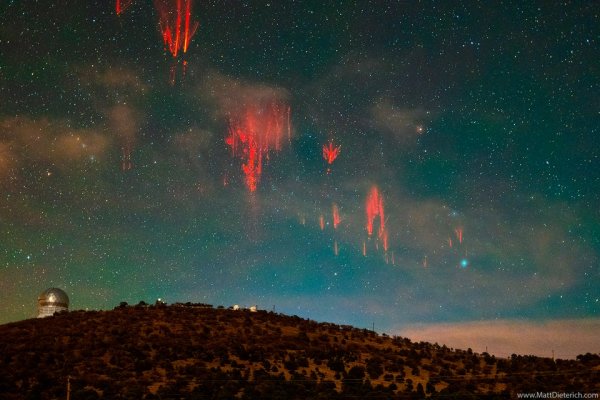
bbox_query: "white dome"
[37,288,69,318]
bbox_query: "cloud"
[0,116,112,174]
[53,131,111,164]
[76,65,149,98]
[108,104,141,146]
[302,51,442,136]
[0,141,16,180]
[243,166,592,326]
[371,100,429,144]
[199,70,290,119]
[382,194,593,313]
[397,319,600,359]
[92,67,150,92]
[76,65,147,150]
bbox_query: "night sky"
[1,1,598,357]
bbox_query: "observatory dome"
[37,288,69,318]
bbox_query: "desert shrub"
[366,357,384,379]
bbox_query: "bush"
[366,358,384,379]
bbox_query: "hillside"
[0,304,598,399]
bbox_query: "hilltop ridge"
[0,303,598,399]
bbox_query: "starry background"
[0,1,598,357]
